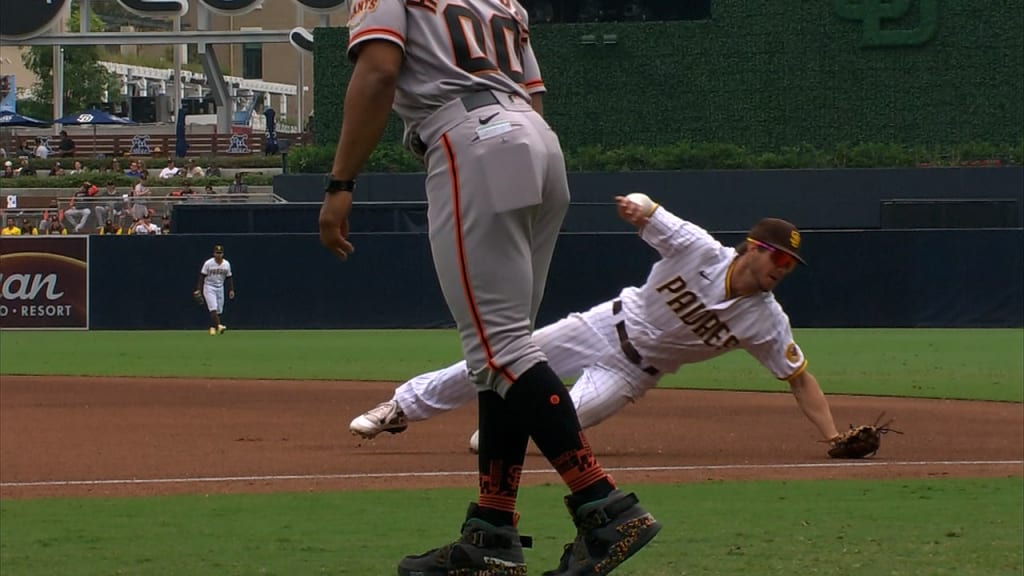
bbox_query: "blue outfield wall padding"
[273,167,1024,231]
[88,229,1023,330]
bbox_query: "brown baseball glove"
[828,413,902,459]
[192,290,205,306]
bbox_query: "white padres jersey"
[619,208,807,380]
[201,258,232,290]
[347,0,546,138]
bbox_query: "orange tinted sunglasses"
[747,237,797,268]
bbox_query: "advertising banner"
[0,237,89,329]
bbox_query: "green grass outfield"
[1,328,1021,401]
[1,479,1021,576]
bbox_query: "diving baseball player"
[317,0,659,573]
[194,245,234,336]
[351,195,844,455]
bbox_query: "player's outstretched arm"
[788,370,842,442]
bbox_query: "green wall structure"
[313,1,1023,152]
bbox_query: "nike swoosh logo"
[699,271,711,281]
[479,112,500,125]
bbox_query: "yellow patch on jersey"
[785,342,802,363]
[349,0,380,27]
[789,230,801,249]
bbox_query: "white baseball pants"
[203,285,224,314]
[393,300,663,429]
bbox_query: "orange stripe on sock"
[442,134,517,384]
[478,495,517,513]
[565,468,610,494]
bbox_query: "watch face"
[293,0,346,14]
[200,0,263,14]
[117,0,189,17]
[0,0,69,41]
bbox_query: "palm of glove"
[828,413,902,459]
[193,291,205,306]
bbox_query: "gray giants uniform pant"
[416,90,570,395]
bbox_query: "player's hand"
[192,290,200,297]
[615,195,652,228]
[318,192,355,260]
[228,290,235,300]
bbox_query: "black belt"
[410,92,503,156]
[612,300,659,376]
[460,91,501,112]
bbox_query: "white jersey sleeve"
[347,0,407,59]
[640,206,725,259]
[743,308,808,381]
[200,258,212,276]
[224,260,233,278]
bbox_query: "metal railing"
[47,191,283,233]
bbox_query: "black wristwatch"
[324,176,355,194]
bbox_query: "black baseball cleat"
[543,490,661,576]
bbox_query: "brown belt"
[612,300,659,376]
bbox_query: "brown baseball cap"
[214,245,224,253]
[747,218,807,265]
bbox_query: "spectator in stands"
[161,213,172,234]
[48,161,64,177]
[58,131,76,157]
[1,217,21,235]
[185,159,205,178]
[131,171,151,220]
[205,160,221,178]
[65,183,94,233]
[2,161,14,178]
[46,214,67,235]
[125,161,145,178]
[16,158,35,176]
[18,139,36,156]
[21,218,38,235]
[38,199,59,233]
[178,179,197,199]
[99,219,123,235]
[227,172,248,196]
[203,184,217,199]
[93,180,119,225]
[158,159,180,179]
[132,214,160,235]
[34,139,49,159]
[110,159,122,174]
[0,145,6,159]
[69,160,87,175]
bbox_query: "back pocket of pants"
[475,124,544,213]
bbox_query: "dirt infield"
[1,376,1021,499]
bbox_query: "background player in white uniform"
[317,0,659,574]
[352,195,844,453]
[193,245,234,336]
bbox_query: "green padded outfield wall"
[312,1,1023,151]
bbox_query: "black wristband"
[324,178,355,194]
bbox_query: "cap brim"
[774,245,807,266]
